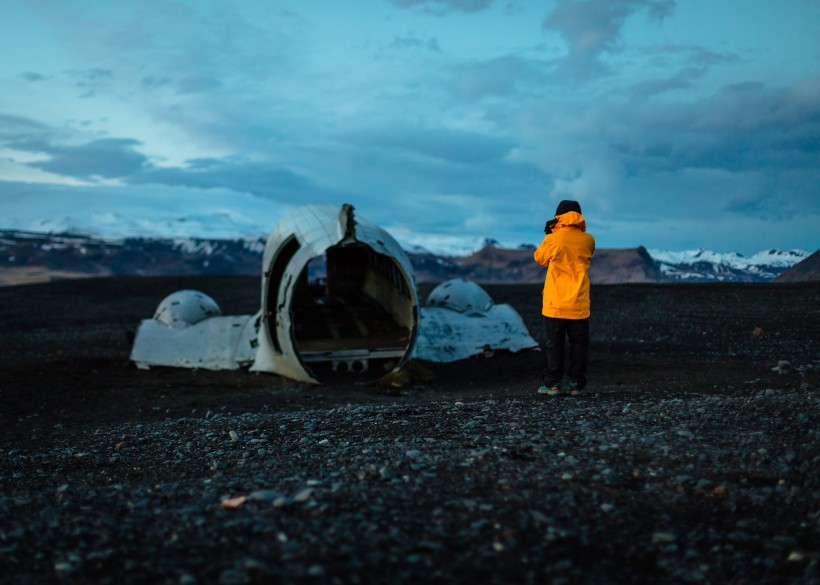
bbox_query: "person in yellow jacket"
[533,200,595,395]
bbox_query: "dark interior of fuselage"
[290,244,415,360]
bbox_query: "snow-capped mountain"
[0,229,814,286]
[0,230,266,286]
[648,248,811,282]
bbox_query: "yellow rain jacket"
[533,211,595,319]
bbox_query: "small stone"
[379,466,398,480]
[711,485,728,497]
[787,550,805,562]
[229,431,239,442]
[218,569,248,585]
[54,562,74,573]
[293,488,314,503]
[773,360,793,375]
[652,532,676,544]
[601,503,615,513]
[307,565,325,577]
[248,490,279,502]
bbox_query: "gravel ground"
[1,277,818,584]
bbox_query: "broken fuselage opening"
[268,242,416,379]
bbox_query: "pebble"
[218,569,248,585]
[248,490,280,502]
[307,565,326,577]
[4,385,818,585]
[293,488,314,503]
[652,532,677,544]
[773,360,793,375]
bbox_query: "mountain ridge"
[0,229,813,287]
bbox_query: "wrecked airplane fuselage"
[130,203,538,384]
[250,204,419,383]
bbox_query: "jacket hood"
[554,210,586,232]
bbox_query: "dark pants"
[542,317,589,389]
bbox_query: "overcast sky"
[1,0,818,254]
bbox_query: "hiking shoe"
[538,383,563,396]
[567,379,582,395]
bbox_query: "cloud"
[132,157,334,202]
[621,44,740,97]
[0,113,54,141]
[58,67,116,98]
[11,138,147,179]
[19,71,48,83]
[544,0,676,78]
[390,35,441,52]
[353,126,515,164]
[389,0,496,13]
[8,134,339,203]
[496,74,820,241]
[449,55,546,99]
[177,76,224,94]
[141,75,172,89]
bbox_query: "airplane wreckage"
[130,204,538,384]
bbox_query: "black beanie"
[555,200,581,216]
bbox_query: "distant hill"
[772,251,820,282]
[0,230,264,286]
[589,247,663,284]
[410,244,662,284]
[410,244,545,284]
[0,230,809,286]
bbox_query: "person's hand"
[544,218,558,234]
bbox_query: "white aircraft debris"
[129,204,538,383]
[412,278,538,362]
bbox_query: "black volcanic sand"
[1,276,818,584]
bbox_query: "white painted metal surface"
[425,278,494,315]
[412,279,538,362]
[153,290,222,328]
[250,204,419,383]
[130,291,256,370]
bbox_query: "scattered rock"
[293,488,314,503]
[772,360,793,375]
[652,532,676,544]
